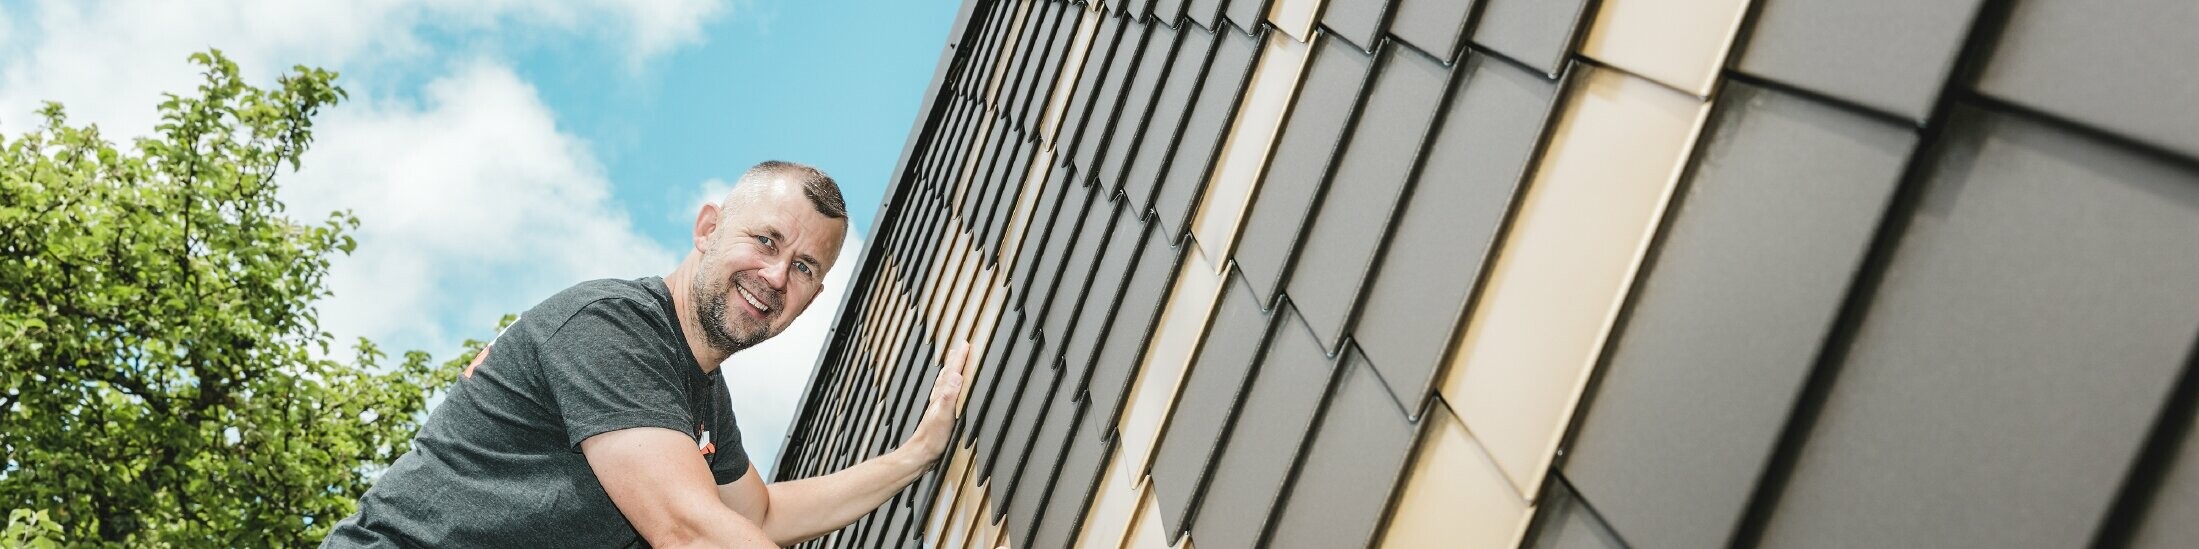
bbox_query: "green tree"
[0,50,474,546]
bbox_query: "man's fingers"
[945,342,971,377]
[937,342,969,402]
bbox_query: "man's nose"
[759,258,791,291]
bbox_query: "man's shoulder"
[547,277,663,307]
[527,277,670,329]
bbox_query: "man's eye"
[755,235,774,247]
[795,262,813,275]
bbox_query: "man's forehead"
[725,185,845,247]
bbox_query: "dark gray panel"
[1063,214,1155,393]
[962,310,1028,445]
[1155,22,1260,241]
[1005,379,1083,545]
[984,146,1044,264]
[1057,12,1129,166]
[884,193,918,284]
[1232,35,1373,308]
[1286,42,1450,354]
[889,337,936,458]
[1760,106,2199,548]
[1128,0,1157,20]
[1266,346,1417,548]
[1096,21,1184,191]
[1010,165,1077,311]
[1150,271,1276,538]
[978,0,1024,95]
[1188,0,1226,29]
[1469,0,1592,76]
[1022,0,1071,112]
[828,357,876,465]
[1032,405,1113,549]
[1072,18,1155,177]
[971,126,1024,249]
[1321,0,1392,52]
[935,98,985,187]
[2133,415,2199,549]
[1975,0,2199,159]
[852,510,879,549]
[1125,21,1220,215]
[1528,481,1627,549]
[1155,0,1190,25]
[975,332,1045,480]
[897,193,940,286]
[997,0,1054,115]
[1561,81,1915,549]
[914,97,962,183]
[989,360,1064,522]
[1014,179,1094,314]
[1036,195,1124,355]
[1018,3,1084,133]
[956,1,1012,97]
[913,195,950,299]
[1088,222,1184,438]
[1734,0,1984,121]
[1390,0,1475,61]
[1352,52,1556,410]
[1191,308,1341,549]
[896,340,944,448]
[1225,0,1265,30]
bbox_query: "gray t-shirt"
[324,277,749,548]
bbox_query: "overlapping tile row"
[776,0,2199,547]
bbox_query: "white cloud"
[720,223,864,480]
[282,62,676,353]
[0,0,726,137]
[0,0,731,353]
[677,177,736,225]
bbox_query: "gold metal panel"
[929,446,978,547]
[1440,65,1708,499]
[1379,406,1534,549]
[1117,243,1227,486]
[1074,446,1143,549]
[1580,0,1753,96]
[998,150,1056,273]
[1122,490,1187,549]
[1268,0,1329,43]
[1191,31,1312,267]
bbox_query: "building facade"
[774,0,2199,547]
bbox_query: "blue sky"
[0,0,958,477]
[509,0,954,239]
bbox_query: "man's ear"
[693,203,721,253]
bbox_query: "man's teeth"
[738,285,770,313]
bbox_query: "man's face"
[689,178,847,355]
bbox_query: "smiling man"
[325,161,965,548]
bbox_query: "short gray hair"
[740,160,846,220]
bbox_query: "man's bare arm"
[718,344,968,545]
[582,427,776,548]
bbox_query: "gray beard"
[693,273,763,356]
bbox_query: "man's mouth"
[735,282,772,316]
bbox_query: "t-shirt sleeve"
[538,297,696,450]
[710,428,751,485]
[709,384,751,485]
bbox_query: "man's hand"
[904,342,968,462]
[728,342,970,545]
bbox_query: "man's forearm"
[753,345,967,545]
[756,446,934,544]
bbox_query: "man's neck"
[665,260,728,374]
